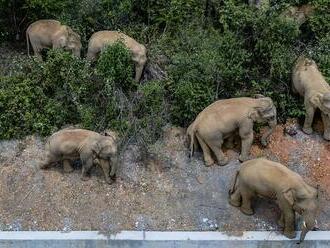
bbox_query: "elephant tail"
[26,27,30,56]
[187,123,197,158]
[229,170,239,195]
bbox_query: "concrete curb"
[0,231,329,247]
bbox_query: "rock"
[284,126,298,136]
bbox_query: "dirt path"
[0,122,329,233]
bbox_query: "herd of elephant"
[26,19,147,81]
[26,19,329,243]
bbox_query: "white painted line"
[0,231,329,241]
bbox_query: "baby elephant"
[292,56,330,140]
[229,158,319,243]
[187,95,277,166]
[40,129,118,184]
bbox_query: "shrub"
[0,50,92,138]
[0,76,65,138]
[165,27,251,126]
[309,0,330,39]
[96,42,135,93]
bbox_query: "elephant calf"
[229,158,319,243]
[187,95,277,166]
[26,19,82,58]
[292,56,330,140]
[87,31,147,82]
[40,129,118,184]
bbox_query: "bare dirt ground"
[0,121,329,233]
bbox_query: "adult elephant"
[40,129,119,184]
[187,95,277,166]
[292,56,330,140]
[26,19,82,58]
[229,158,319,243]
[86,31,147,82]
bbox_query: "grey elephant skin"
[40,129,118,184]
[292,56,330,140]
[229,158,319,243]
[26,19,82,58]
[187,95,277,166]
[87,31,147,82]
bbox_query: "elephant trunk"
[298,218,319,243]
[134,63,144,82]
[261,117,277,146]
[299,224,309,243]
[73,48,81,57]
[110,156,118,177]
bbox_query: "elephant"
[228,158,319,243]
[39,129,119,184]
[86,31,147,82]
[26,19,82,58]
[281,4,314,26]
[187,95,277,166]
[292,56,330,140]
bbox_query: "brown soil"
[0,122,329,232]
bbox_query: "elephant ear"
[103,130,119,143]
[248,109,259,120]
[322,93,330,109]
[255,97,274,116]
[91,139,102,157]
[310,93,322,108]
[282,188,295,206]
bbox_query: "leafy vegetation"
[0,0,329,141]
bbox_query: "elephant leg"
[99,159,113,184]
[303,103,315,135]
[196,133,215,166]
[238,122,254,162]
[63,159,74,173]
[30,41,43,59]
[240,188,254,215]
[282,209,296,239]
[229,188,242,207]
[204,136,228,166]
[134,64,144,82]
[81,157,93,181]
[321,113,330,140]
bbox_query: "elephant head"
[310,92,330,115]
[56,26,82,57]
[250,95,277,146]
[92,131,119,177]
[132,44,147,81]
[283,186,319,243]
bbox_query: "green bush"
[309,0,330,39]
[0,76,64,138]
[0,50,92,138]
[96,42,135,92]
[164,27,251,126]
